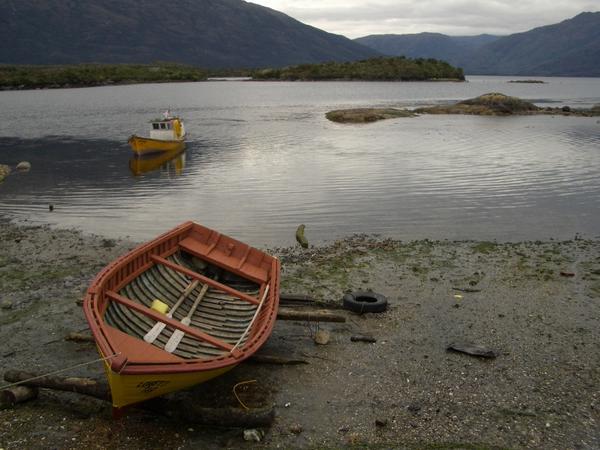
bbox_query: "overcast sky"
[248,1,600,38]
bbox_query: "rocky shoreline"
[326,93,600,123]
[1,220,599,449]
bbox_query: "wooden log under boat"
[83,221,280,409]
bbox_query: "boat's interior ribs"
[105,252,262,360]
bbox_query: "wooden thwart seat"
[106,290,243,358]
[150,254,261,306]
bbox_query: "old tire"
[342,291,387,313]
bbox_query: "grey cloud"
[254,0,599,37]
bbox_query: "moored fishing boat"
[83,221,280,410]
[128,110,186,155]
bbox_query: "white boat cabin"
[149,114,186,141]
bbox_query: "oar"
[164,282,210,353]
[143,279,200,344]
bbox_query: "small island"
[253,57,465,81]
[326,93,600,123]
[508,79,546,83]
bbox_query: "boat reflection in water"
[129,148,186,176]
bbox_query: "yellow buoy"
[151,299,169,314]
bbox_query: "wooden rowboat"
[83,221,280,410]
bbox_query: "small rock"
[562,106,571,112]
[16,161,31,172]
[49,204,54,212]
[314,329,330,345]
[347,432,362,445]
[407,403,422,414]
[375,418,388,427]
[243,429,264,442]
[289,423,303,434]
[0,300,13,310]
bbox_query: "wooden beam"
[106,291,239,355]
[276,307,346,323]
[150,254,260,306]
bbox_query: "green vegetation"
[0,57,464,89]
[0,63,208,90]
[252,57,465,81]
[472,241,499,254]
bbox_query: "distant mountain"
[355,33,499,67]
[467,12,600,76]
[355,12,600,76]
[0,0,378,68]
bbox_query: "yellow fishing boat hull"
[128,135,185,155]
[103,358,236,408]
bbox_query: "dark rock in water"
[562,106,571,112]
[16,161,31,171]
[326,108,415,123]
[49,204,54,212]
[415,93,539,116]
[447,342,499,358]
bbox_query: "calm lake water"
[0,76,599,247]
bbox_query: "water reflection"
[0,78,599,244]
[129,148,186,176]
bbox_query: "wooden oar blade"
[144,321,166,343]
[164,318,191,353]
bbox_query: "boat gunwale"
[83,221,280,376]
[128,135,185,144]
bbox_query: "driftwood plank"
[277,307,346,323]
[248,354,308,365]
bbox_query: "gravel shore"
[1,221,599,449]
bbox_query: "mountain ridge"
[355,12,600,76]
[0,0,378,68]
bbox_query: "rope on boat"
[0,352,121,391]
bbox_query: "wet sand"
[0,220,599,449]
